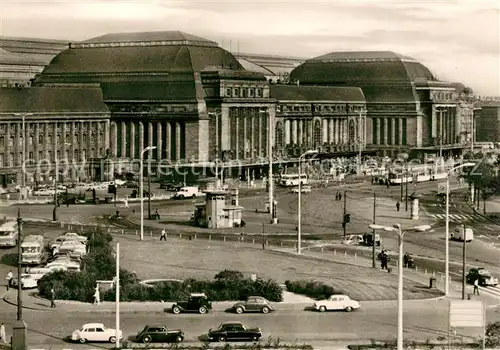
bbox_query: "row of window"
[278,104,365,113]
[0,134,104,147]
[432,92,454,101]
[0,122,106,133]
[225,87,264,98]
[0,149,104,167]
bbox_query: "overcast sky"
[0,0,499,95]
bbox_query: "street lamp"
[445,162,476,296]
[259,109,276,224]
[369,223,432,350]
[208,111,221,188]
[297,149,318,254]
[140,146,156,241]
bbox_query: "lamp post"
[297,149,318,254]
[12,208,27,350]
[208,112,221,188]
[115,242,120,349]
[445,162,476,295]
[259,109,276,223]
[140,146,156,241]
[14,113,33,199]
[369,223,432,350]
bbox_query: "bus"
[387,162,455,185]
[279,173,309,187]
[21,235,45,265]
[0,221,18,248]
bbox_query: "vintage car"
[207,322,262,342]
[11,274,38,289]
[467,268,499,286]
[313,294,360,312]
[71,323,122,343]
[135,325,184,343]
[291,185,312,193]
[171,293,212,314]
[230,296,276,314]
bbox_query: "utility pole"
[343,191,347,237]
[462,224,467,300]
[439,108,443,161]
[400,167,404,202]
[372,192,376,268]
[147,162,152,220]
[405,170,409,211]
[12,208,27,350]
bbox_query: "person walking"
[396,201,401,212]
[160,228,167,241]
[0,323,5,343]
[5,271,13,291]
[155,209,160,220]
[473,279,480,295]
[93,286,100,305]
[50,288,56,308]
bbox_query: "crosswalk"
[430,213,487,223]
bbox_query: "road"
[0,300,495,349]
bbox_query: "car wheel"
[262,306,270,314]
[218,336,226,342]
[199,306,207,314]
[319,305,327,312]
[252,335,259,342]
[175,335,184,343]
[172,306,181,314]
[142,335,152,343]
[235,306,244,314]
[109,336,116,343]
[345,306,353,312]
[79,338,86,344]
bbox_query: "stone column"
[399,118,404,145]
[119,122,125,158]
[129,122,136,158]
[328,119,334,144]
[156,121,162,161]
[221,105,230,151]
[322,119,328,144]
[111,121,117,157]
[35,123,40,163]
[104,120,110,154]
[251,112,255,154]
[383,118,388,145]
[243,114,248,159]
[15,122,21,166]
[175,122,181,161]
[70,122,75,163]
[139,122,145,158]
[391,118,396,146]
[258,114,263,157]
[284,119,290,145]
[235,116,240,160]
[148,121,153,159]
[298,119,303,146]
[166,121,172,161]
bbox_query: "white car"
[313,294,360,312]
[291,185,312,193]
[11,274,38,289]
[33,189,55,196]
[50,233,87,249]
[342,235,364,245]
[71,323,122,344]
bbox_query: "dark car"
[171,293,212,314]
[160,182,183,191]
[207,322,262,342]
[230,296,276,314]
[136,325,184,344]
[466,268,499,286]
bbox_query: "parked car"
[50,233,87,250]
[207,322,262,342]
[231,296,276,314]
[174,186,203,199]
[171,292,212,314]
[33,189,55,196]
[11,274,38,289]
[466,268,499,286]
[291,185,312,193]
[135,325,184,344]
[342,235,364,245]
[313,294,360,312]
[71,323,122,344]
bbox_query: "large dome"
[290,51,436,85]
[36,30,243,79]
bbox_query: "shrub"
[486,321,500,347]
[285,280,339,300]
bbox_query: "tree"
[466,162,498,193]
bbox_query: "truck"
[174,186,204,199]
[451,227,474,242]
[21,235,45,265]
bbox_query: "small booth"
[410,192,420,220]
[191,189,243,229]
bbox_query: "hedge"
[38,229,283,302]
[284,280,339,300]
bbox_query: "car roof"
[82,323,105,328]
[190,292,207,297]
[145,325,166,328]
[221,322,243,326]
[330,294,349,297]
[248,296,266,299]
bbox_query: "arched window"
[348,119,356,143]
[313,120,322,147]
[275,121,284,150]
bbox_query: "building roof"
[100,79,200,101]
[82,31,216,46]
[0,87,109,114]
[201,68,267,81]
[291,50,436,85]
[270,85,365,102]
[0,47,49,65]
[0,36,69,56]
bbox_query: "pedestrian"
[5,271,13,291]
[50,287,56,308]
[473,279,480,295]
[93,286,100,305]
[160,228,167,241]
[0,322,5,343]
[396,201,400,212]
[155,209,160,220]
[338,192,342,201]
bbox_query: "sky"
[0,0,499,95]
